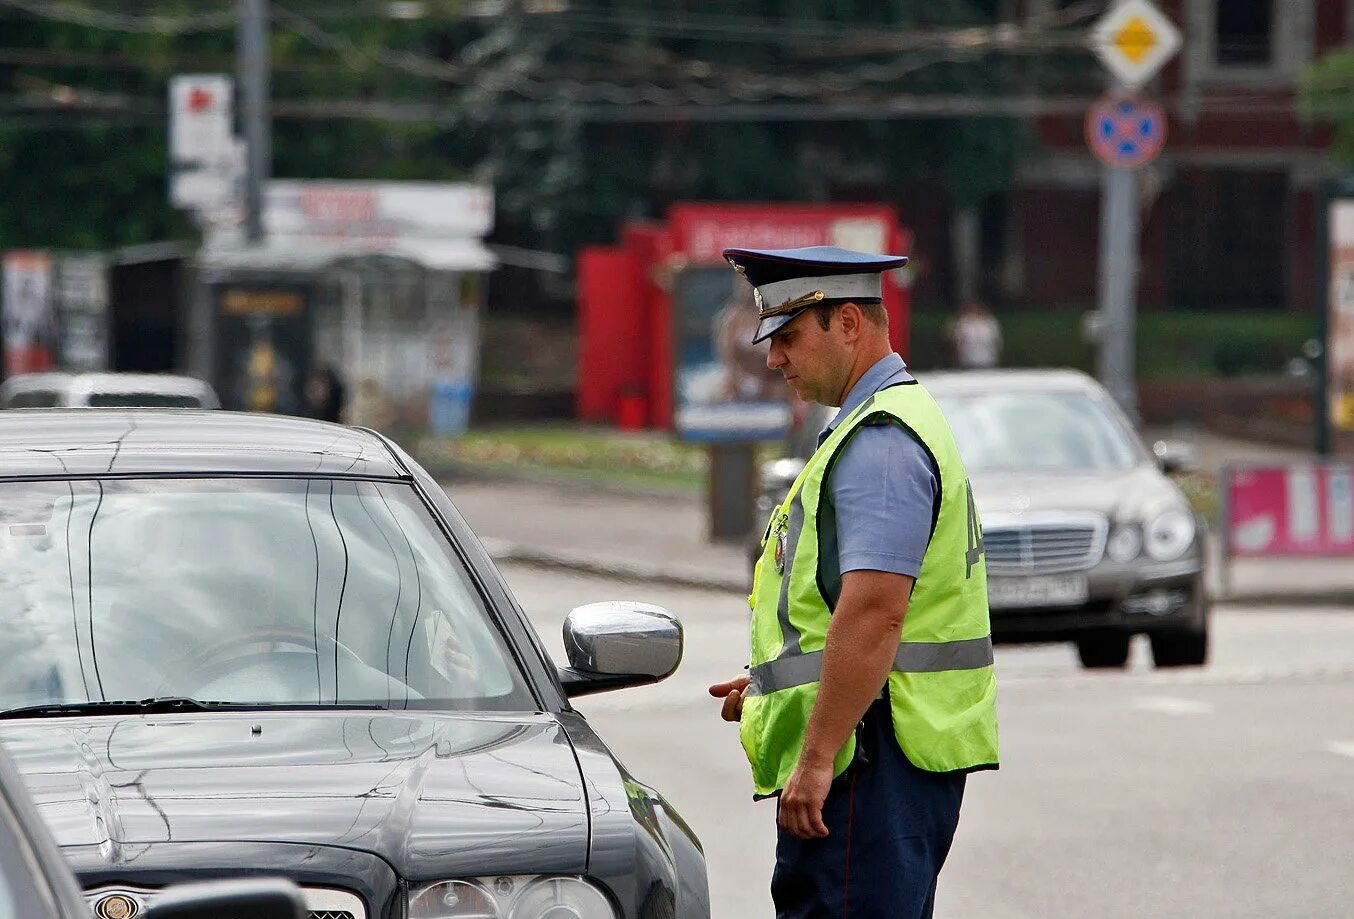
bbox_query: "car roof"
[1,371,215,394]
[0,410,407,478]
[917,368,1106,397]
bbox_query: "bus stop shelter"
[192,239,494,434]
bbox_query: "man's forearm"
[798,593,905,768]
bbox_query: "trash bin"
[617,385,648,430]
[429,379,473,436]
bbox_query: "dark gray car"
[756,369,1208,669]
[0,733,306,919]
[0,410,709,919]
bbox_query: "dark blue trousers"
[771,699,966,919]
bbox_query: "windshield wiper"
[0,697,384,720]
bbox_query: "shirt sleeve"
[827,422,938,578]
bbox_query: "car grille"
[982,515,1107,574]
[85,885,365,919]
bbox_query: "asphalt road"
[497,561,1354,919]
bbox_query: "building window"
[1215,0,1273,66]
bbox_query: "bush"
[908,308,1315,380]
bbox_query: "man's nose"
[767,341,785,370]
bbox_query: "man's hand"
[778,756,833,839]
[708,675,750,722]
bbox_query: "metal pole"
[1096,160,1139,421]
[236,0,270,244]
[1317,180,1332,456]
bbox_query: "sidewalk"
[436,426,1354,606]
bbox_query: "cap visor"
[751,308,808,344]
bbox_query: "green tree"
[1301,48,1354,165]
[0,0,1052,259]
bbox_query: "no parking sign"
[1084,94,1167,170]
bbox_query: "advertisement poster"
[671,264,790,443]
[1328,200,1354,431]
[55,254,110,372]
[2,251,56,376]
[1226,464,1354,556]
[212,283,312,414]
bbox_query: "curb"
[482,538,1354,607]
[1210,591,1354,608]
[480,538,749,594]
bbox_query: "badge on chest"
[774,515,789,575]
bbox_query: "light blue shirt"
[820,353,937,580]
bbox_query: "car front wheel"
[1149,626,1208,668]
[1076,633,1131,669]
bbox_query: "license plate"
[986,574,1089,610]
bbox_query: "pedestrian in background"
[945,298,1002,370]
[708,245,999,919]
[302,362,347,423]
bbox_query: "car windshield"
[934,390,1140,472]
[84,392,206,408]
[0,478,534,713]
[2,391,60,409]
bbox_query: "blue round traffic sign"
[1085,94,1167,169]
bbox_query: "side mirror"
[558,601,682,698]
[1152,439,1198,475]
[143,879,306,919]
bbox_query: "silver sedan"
[756,368,1207,670]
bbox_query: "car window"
[934,390,1139,472]
[0,478,535,712]
[84,392,205,408]
[2,391,61,409]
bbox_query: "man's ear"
[838,301,863,340]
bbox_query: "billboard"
[2,252,56,376]
[211,283,313,414]
[671,264,789,443]
[55,254,109,372]
[1329,200,1354,432]
[1224,463,1354,557]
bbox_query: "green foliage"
[1301,48,1354,166]
[416,424,710,491]
[0,0,1035,256]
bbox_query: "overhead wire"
[0,0,236,34]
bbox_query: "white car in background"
[0,372,220,409]
[755,369,1209,669]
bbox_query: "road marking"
[1326,741,1354,759]
[1132,696,1214,716]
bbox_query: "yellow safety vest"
[742,381,999,797]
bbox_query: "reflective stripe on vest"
[748,635,994,696]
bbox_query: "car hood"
[970,463,1179,523]
[0,710,590,877]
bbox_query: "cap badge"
[758,289,824,321]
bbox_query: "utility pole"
[1095,139,1139,420]
[1087,0,1180,421]
[237,0,270,244]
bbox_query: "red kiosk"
[578,203,912,430]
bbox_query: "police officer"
[707,245,999,919]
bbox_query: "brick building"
[990,0,1342,314]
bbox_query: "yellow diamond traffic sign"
[1091,0,1182,88]
[1113,17,1157,64]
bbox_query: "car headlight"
[1143,508,1195,562]
[410,876,616,919]
[1106,524,1142,562]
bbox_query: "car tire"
[1149,626,1208,668]
[1076,634,1131,669]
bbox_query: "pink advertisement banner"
[1225,464,1354,557]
